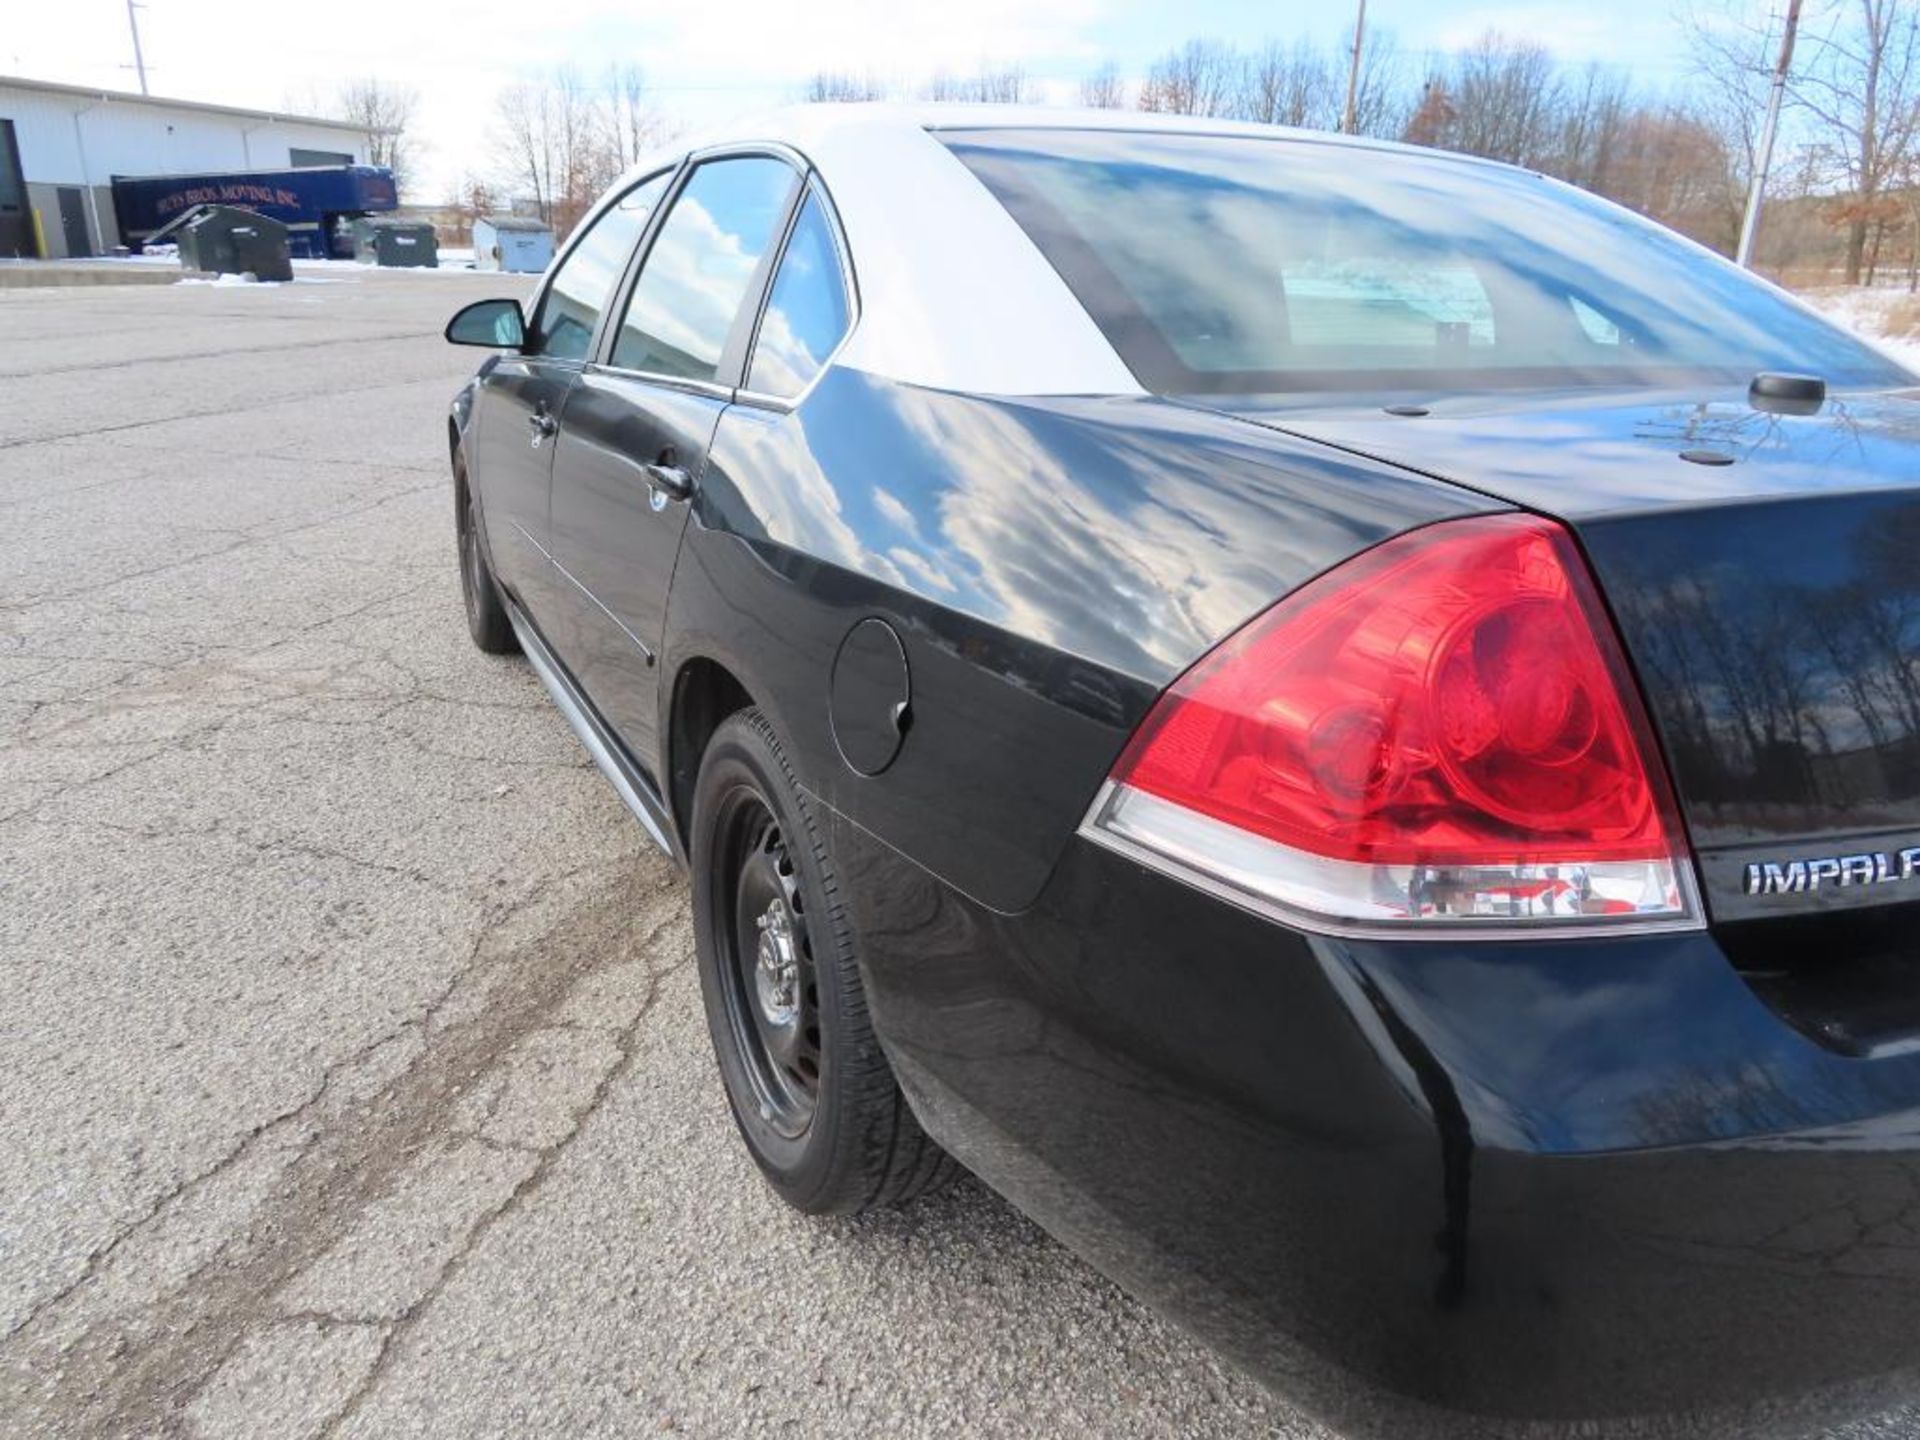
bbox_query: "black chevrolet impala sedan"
[443,106,1920,1436]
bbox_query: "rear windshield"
[940,128,1911,397]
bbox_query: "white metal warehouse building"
[0,75,374,259]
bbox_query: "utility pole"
[1341,0,1367,135]
[126,0,149,95]
[1736,0,1802,269]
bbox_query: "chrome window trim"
[595,146,809,394]
[684,137,812,172]
[734,177,862,414]
[733,388,798,410]
[523,162,684,363]
[581,363,733,403]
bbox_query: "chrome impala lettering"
[1746,861,1808,894]
[1744,847,1920,895]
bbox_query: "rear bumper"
[827,808,1920,1438]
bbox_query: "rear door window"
[611,156,798,383]
[528,170,671,361]
[746,191,853,399]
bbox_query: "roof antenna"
[1749,372,1825,416]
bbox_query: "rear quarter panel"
[666,367,1499,912]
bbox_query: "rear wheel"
[454,457,516,655]
[691,708,957,1214]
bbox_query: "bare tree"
[1447,32,1562,167]
[491,67,602,234]
[1680,0,1776,222]
[1239,40,1336,127]
[1548,64,1633,192]
[1079,63,1127,109]
[1386,32,1742,251]
[804,72,889,102]
[549,65,599,233]
[971,66,1032,104]
[1345,26,1408,138]
[921,65,1031,103]
[1403,73,1456,148]
[1898,150,1920,289]
[1793,0,1920,282]
[600,63,666,175]
[335,78,418,192]
[1138,39,1242,116]
[493,81,555,224]
[1405,72,1443,149]
[442,173,495,245]
[1606,105,1745,250]
[1399,35,1556,162]
[1124,33,1398,131]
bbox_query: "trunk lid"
[1198,386,1920,932]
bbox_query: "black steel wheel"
[716,792,822,1138]
[690,707,959,1214]
[454,457,517,655]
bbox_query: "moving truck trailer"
[111,165,398,259]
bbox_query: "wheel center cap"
[753,899,800,1027]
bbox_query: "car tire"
[691,707,959,1214]
[454,457,517,655]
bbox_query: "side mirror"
[446,298,526,349]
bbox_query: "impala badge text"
[1744,848,1920,894]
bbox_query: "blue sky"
[8,0,1741,196]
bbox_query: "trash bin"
[353,220,439,268]
[473,216,554,274]
[155,205,294,282]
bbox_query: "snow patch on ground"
[175,272,271,288]
[1802,284,1920,373]
[169,259,480,286]
[293,255,481,275]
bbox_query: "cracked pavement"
[0,271,1325,1439]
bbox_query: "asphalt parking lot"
[0,268,1324,1439]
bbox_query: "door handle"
[643,461,694,503]
[527,410,558,443]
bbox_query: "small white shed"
[473,215,554,274]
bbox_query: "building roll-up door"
[0,120,34,258]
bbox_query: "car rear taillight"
[1080,513,1702,936]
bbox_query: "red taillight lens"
[1084,514,1699,934]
